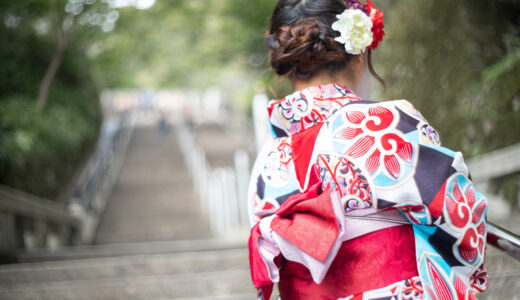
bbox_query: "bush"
[0,83,100,200]
[0,5,102,200]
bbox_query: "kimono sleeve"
[327,99,488,298]
[246,136,298,227]
[327,99,487,226]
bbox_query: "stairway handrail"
[466,143,520,184]
[0,185,80,229]
[487,221,520,262]
[0,93,135,252]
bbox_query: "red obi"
[278,225,418,300]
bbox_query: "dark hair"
[266,0,384,86]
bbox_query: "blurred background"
[0,0,519,299]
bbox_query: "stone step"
[486,252,520,276]
[0,248,248,285]
[0,268,254,300]
[0,244,255,300]
[174,295,258,300]
[480,272,520,300]
[8,243,518,299]
[481,248,520,299]
[14,238,247,263]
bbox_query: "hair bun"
[269,18,347,79]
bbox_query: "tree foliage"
[3,0,519,201]
[0,0,109,199]
[377,0,520,205]
[90,1,276,92]
[377,0,520,156]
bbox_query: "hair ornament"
[265,34,280,50]
[332,0,385,55]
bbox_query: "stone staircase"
[0,241,253,300]
[2,241,518,300]
[0,126,255,299]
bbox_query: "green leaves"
[0,0,102,199]
[88,0,277,90]
[377,0,520,156]
[377,0,520,206]
[0,90,100,199]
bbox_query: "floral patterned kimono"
[247,84,488,300]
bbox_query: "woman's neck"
[291,53,366,92]
[291,69,358,93]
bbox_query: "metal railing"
[67,110,134,243]
[487,222,520,262]
[0,185,81,252]
[467,143,520,185]
[0,103,134,255]
[175,119,250,235]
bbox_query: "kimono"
[247,83,488,300]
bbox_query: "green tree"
[377,0,520,205]
[35,0,119,108]
[0,0,115,198]
[378,0,520,155]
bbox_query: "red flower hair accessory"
[366,0,385,49]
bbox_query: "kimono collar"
[267,83,360,138]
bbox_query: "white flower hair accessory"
[332,8,373,55]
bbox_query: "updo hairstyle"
[266,0,382,84]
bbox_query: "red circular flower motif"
[445,179,487,265]
[340,106,413,179]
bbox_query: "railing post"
[14,216,24,249]
[214,170,225,233]
[224,167,239,230]
[0,212,16,253]
[252,93,269,154]
[34,220,47,248]
[208,172,217,233]
[234,149,250,226]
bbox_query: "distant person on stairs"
[157,112,170,140]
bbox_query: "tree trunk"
[37,30,67,109]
